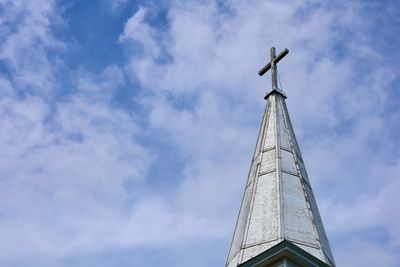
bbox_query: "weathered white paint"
[225,89,335,267]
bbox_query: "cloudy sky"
[0,0,399,266]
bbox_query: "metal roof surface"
[225,89,335,267]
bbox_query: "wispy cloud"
[0,0,151,264]
[104,0,129,14]
[0,0,399,266]
[0,0,64,94]
[120,0,400,266]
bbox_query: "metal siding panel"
[246,173,279,246]
[281,150,297,174]
[278,102,291,150]
[264,100,275,149]
[280,98,303,161]
[281,173,318,246]
[260,150,276,173]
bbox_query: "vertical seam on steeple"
[274,95,284,242]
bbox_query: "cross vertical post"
[270,47,278,89]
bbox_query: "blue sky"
[0,0,399,266]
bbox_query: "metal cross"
[258,47,289,90]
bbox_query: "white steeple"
[225,48,335,267]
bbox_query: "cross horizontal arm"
[258,48,289,76]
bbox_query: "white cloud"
[0,78,153,259]
[0,0,399,266]
[104,0,129,14]
[0,0,64,94]
[0,0,153,263]
[119,7,160,58]
[120,1,400,266]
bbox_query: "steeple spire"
[225,47,335,267]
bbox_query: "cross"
[258,47,289,91]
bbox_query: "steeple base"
[239,241,331,267]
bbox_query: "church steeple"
[225,48,335,267]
